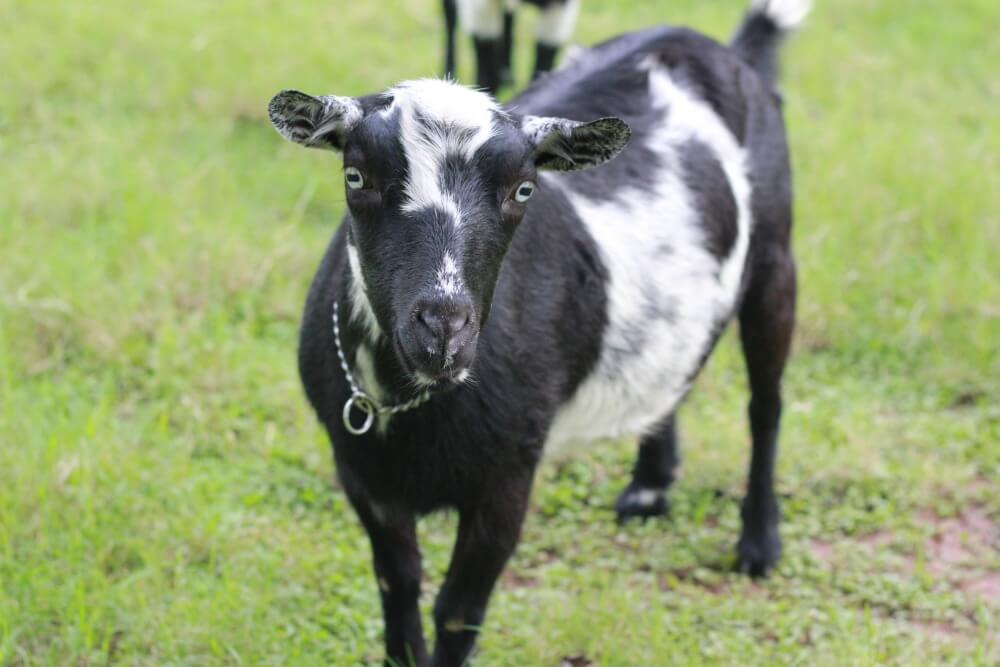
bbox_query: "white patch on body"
[535,0,580,46]
[436,252,463,296]
[346,242,382,342]
[644,59,752,298]
[543,61,753,458]
[751,0,813,30]
[386,79,499,225]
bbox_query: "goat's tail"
[730,0,812,87]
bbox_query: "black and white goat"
[443,0,580,93]
[268,0,808,663]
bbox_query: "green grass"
[1,0,998,664]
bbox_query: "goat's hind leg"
[735,247,796,577]
[615,413,680,522]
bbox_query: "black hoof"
[615,483,668,523]
[735,525,781,578]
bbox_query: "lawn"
[1,0,998,664]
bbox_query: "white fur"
[543,62,753,458]
[519,115,573,146]
[644,59,752,299]
[354,345,384,405]
[436,252,463,296]
[355,344,395,435]
[314,95,363,139]
[633,488,662,507]
[347,242,382,342]
[535,0,580,47]
[456,0,504,39]
[751,0,812,31]
[559,43,589,70]
[388,80,499,225]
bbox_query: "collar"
[332,300,435,435]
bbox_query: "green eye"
[514,181,535,203]
[345,166,365,190]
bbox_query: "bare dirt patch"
[810,508,999,594]
[919,507,1000,588]
[503,568,540,589]
[808,507,999,651]
[809,538,835,563]
[961,573,1000,599]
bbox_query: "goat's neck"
[337,264,413,405]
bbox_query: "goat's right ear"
[268,90,363,151]
[521,115,631,172]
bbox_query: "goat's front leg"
[348,492,428,667]
[431,476,532,667]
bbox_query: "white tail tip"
[751,0,813,31]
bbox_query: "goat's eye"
[345,166,365,190]
[514,181,535,203]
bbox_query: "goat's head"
[269,79,629,386]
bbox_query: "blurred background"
[1,0,997,664]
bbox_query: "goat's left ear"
[268,90,363,151]
[521,115,631,172]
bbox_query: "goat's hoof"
[614,483,668,523]
[735,526,781,578]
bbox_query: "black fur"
[283,4,802,665]
[681,138,739,262]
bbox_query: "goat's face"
[270,80,629,385]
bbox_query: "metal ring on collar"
[343,393,377,435]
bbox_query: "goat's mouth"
[414,367,472,389]
[392,331,477,389]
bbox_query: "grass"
[1,0,998,664]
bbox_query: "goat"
[267,0,809,663]
[444,0,581,93]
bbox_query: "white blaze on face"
[388,79,499,226]
[436,252,463,296]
